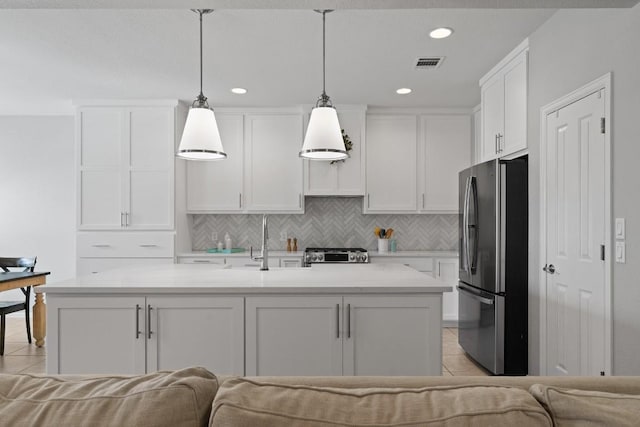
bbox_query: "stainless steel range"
[303,247,369,266]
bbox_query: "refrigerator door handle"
[457,285,494,306]
[468,176,479,270]
[462,176,471,273]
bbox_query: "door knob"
[543,264,556,274]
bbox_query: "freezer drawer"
[457,283,504,375]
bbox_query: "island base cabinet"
[246,295,443,377]
[47,295,244,375]
[146,296,244,375]
[47,296,146,375]
[343,295,442,376]
[245,296,343,376]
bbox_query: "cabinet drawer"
[370,257,434,272]
[77,257,173,276]
[77,232,174,258]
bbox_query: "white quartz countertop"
[38,263,452,295]
[177,250,458,258]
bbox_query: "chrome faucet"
[250,214,269,271]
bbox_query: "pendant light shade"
[177,9,227,161]
[299,10,348,161]
[300,106,347,160]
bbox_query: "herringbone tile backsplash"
[191,197,458,251]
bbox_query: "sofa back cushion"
[210,377,552,427]
[530,384,640,427]
[0,367,218,427]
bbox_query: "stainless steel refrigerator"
[458,156,528,375]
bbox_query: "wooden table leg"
[33,292,46,347]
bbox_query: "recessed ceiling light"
[429,27,453,39]
[231,87,247,94]
[396,88,412,95]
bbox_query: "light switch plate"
[615,241,626,263]
[615,218,625,240]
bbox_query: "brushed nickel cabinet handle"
[92,244,111,248]
[239,193,242,208]
[147,305,153,339]
[139,244,157,248]
[347,304,351,338]
[135,304,141,339]
[121,212,124,227]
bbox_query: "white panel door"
[48,296,146,374]
[306,110,365,196]
[78,108,124,228]
[481,75,503,162]
[420,115,471,212]
[502,54,528,156]
[127,108,174,229]
[245,114,304,212]
[343,295,442,376]
[245,296,342,376]
[545,90,606,376]
[186,114,245,212]
[365,115,417,212]
[146,296,244,375]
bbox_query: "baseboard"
[443,318,458,328]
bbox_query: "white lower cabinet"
[246,295,442,376]
[146,296,244,374]
[47,295,244,375]
[435,258,459,326]
[245,296,343,376]
[343,295,442,376]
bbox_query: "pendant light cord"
[199,10,204,99]
[322,10,326,98]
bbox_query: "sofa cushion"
[0,367,218,427]
[530,384,640,427]
[210,377,552,426]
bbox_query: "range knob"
[317,253,324,262]
[349,253,356,261]
[311,254,318,262]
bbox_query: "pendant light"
[177,9,227,161]
[299,10,348,161]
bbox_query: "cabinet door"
[246,296,342,376]
[481,75,504,163]
[343,295,442,376]
[436,258,459,326]
[47,296,146,374]
[78,108,124,229]
[245,114,304,212]
[502,53,528,156]
[365,116,417,212]
[305,110,365,196]
[186,114,245,212]
[127,108,175,229]
[146,296,244,375]
[420,115,471,212]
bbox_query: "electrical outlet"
[211,231,218,243]
[279,231,288,242]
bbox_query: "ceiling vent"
[415,57,444,70]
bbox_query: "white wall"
[0,116,75,302]
[527,5,640,374]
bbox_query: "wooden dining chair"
[0,257,37,356]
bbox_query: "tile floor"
[0,317,489,376]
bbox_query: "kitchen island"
[38,263,451,376]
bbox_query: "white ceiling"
[0,3,635,112]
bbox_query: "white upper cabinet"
[364,115,417,213]
[480,39,528,162]
[419,115,470,213]
[186,114,245,212]
[77,103,176,230]
[304,108,366,196]
[244,114,304,213]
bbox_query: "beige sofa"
[1,367,640,426]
